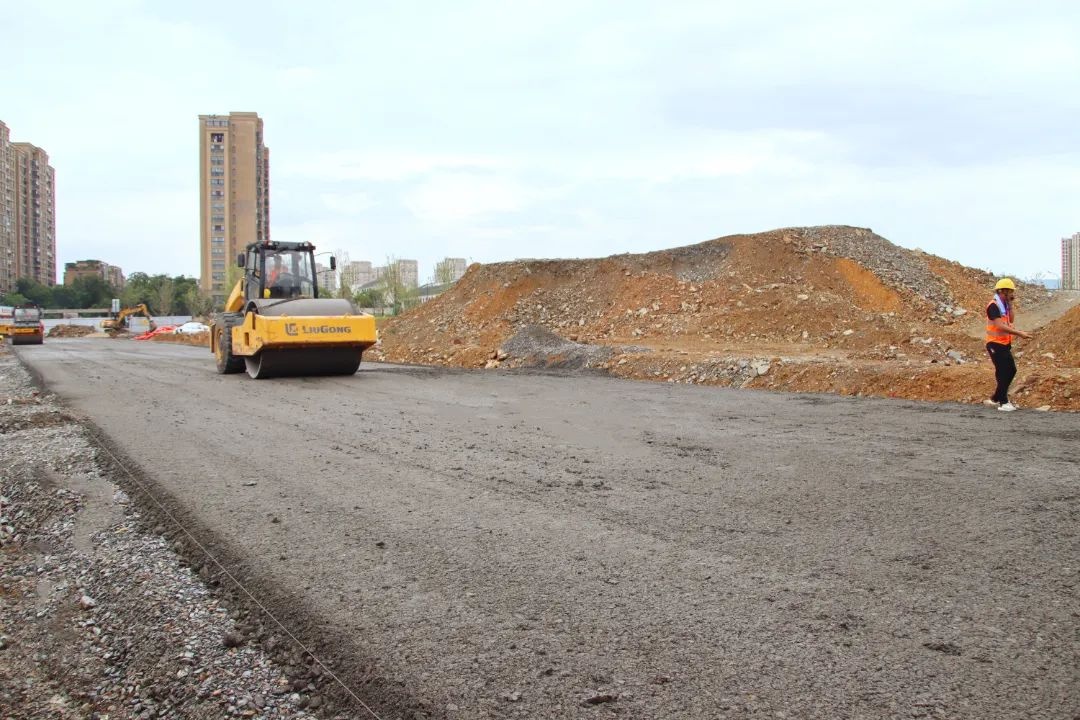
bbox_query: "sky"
[3,0,1078,285]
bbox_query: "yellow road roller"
[10,304,45,345]
[210,241,377,379]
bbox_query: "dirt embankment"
[376,226,1078,410]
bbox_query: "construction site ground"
[6,338,1079,719]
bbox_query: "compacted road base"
[16,338,1080,720]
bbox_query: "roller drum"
[245,347,362,379]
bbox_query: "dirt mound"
[498,324,618,369]
[47,324,96,338]
[1028,304,1080,366]
[375,226,1076,410]
[147,331,210,348]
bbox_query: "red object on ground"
[133,325,177,340]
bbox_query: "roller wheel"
[245,348,362,379]
[214,313,245,374]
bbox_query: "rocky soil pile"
[1028,304,1080,366]
[375,226,1076,410]
[0,345,352,719]
[47,324,97,338]
[146,331,211,348]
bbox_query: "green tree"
[432,259,457,286]
[120,273,155,309]
[183,285,215,319]
[70,275,114,308]
[15,278,52,307]
[154,277,176,315]
[354,288,383,310]
[50,285,79,308]
[0,292,28,306]
[378,256,420,315]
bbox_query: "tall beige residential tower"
[0,122,16,293]
[0,120,56,293]
[1063,232,1080,291]
[198,112,270,302]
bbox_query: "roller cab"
[210,241,377,379]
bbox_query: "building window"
[211,190,224,198]
[212,224,225,232]
[211,215,224,224]
[211,246,225,255]
[210,178,224,186]
[210,167,224,176]
[212,272,225,281]
[212,236,225,244]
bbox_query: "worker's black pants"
[986,342,1016,404]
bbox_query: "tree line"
[1,254,459,318]
[0,274,214,317]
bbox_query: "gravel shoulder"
[0,344,364,719]
[8,338,1080,719]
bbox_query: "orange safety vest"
[985,295,1013,345]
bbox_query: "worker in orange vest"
[984,278,1032,412]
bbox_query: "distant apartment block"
[397,259,418,288]
[373,259,418,289]
[0,120,56,293]
[64,259,125,290]
[1063,232,1080,291]
[198,112,270,303]
[316,262,337,293]
[340,260,375,289]
[435,257,468,283]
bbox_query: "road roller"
[210,241,377,379]
[9,304,45,345]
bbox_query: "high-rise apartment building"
[0,122,16,293]
[0,120,56,293]
[1063,232,1080,291]
[198,112,270,302]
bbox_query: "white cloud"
[403,174,538,225]
[320,192,375,215]
[278,152,505,182]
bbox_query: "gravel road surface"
[15,338,1080,719]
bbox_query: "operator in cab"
[265,253,298,298]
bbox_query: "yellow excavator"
[210,240,377,379]
[101,303,156,335]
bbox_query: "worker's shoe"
[998,402,1018,412]
[983,399,1000,407]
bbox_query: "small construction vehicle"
[0,305,12,338]
[210,240,377,379]
[10,304,45,345]
[101,303,156,335]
